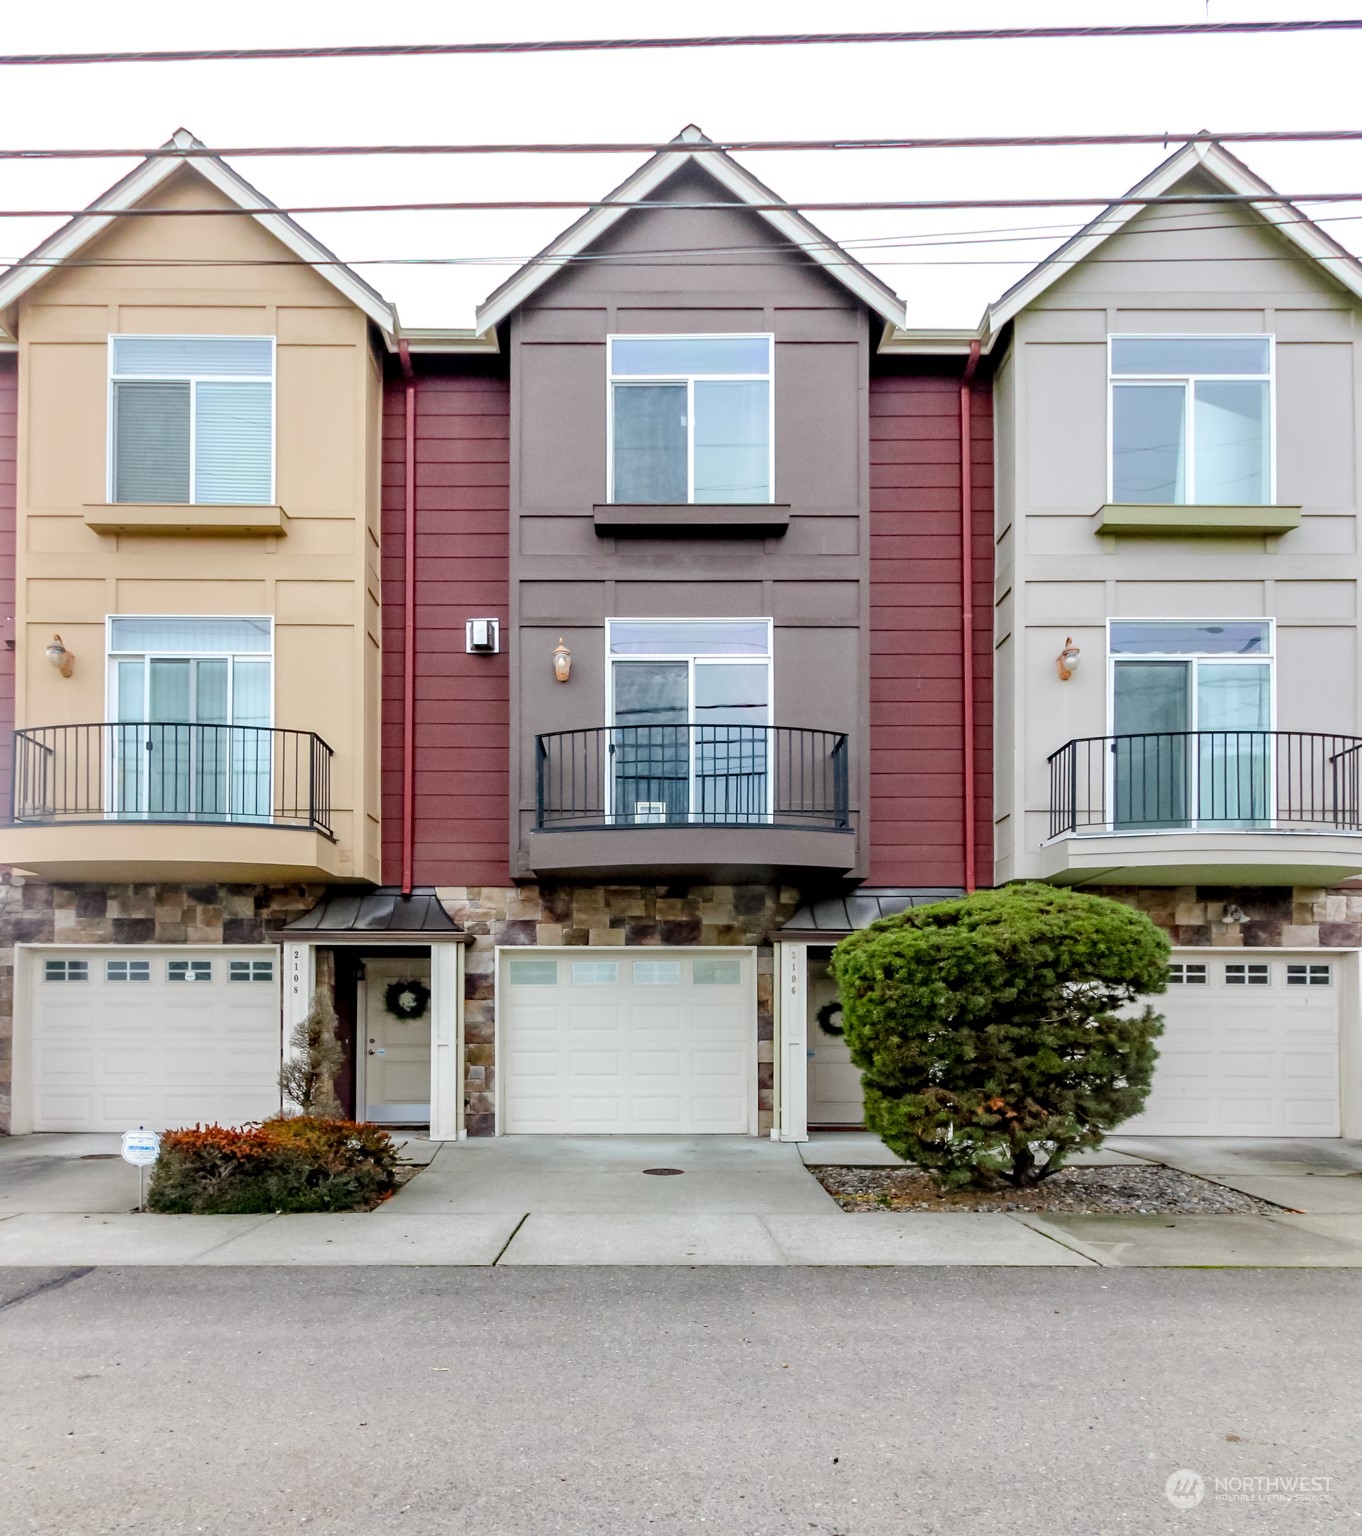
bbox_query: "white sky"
[2,0,1360,328]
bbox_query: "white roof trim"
[0,128,398,340]
[981,139,1362,340]
[474,125,905,334]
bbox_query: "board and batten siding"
[868,367,994,890]
[381,362,512,886]
[0,356,13,823]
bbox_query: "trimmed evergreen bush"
[147,1117,399,1214]
[830,884,1169,1187]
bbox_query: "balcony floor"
[0,821,352,883]
[1040,827,1362,887]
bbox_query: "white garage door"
[500,949,754,1134]
[29,946,282,1132]
[1120,953,1341,1137]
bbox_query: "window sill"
[1094,503,1301,537]
[83,504,289,536]
[593,503,790,536]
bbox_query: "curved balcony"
[528,724,855,879]
[1044,730,1362,886]
[4,722,342,882]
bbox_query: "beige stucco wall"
[993,170,1362,881]
[8,168,383,881]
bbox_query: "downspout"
[960,340,981,893]
[399,340,416,895]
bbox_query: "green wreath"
[816,999,845,1038]
[384,978,431,1021]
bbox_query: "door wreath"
[816,999,845,1038]
[384,978,431,1021]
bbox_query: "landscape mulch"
[813,1163,1289,1215]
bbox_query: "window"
[228,959,275,983]
[609,335,772,504]
[1225,963,1270,986]
[44,959,88,982]
[632,960,682,986]
[1286,963,1332,987]
[508,959,558,986]
[1110,336,1272,506]
[1108,620,1273,831]
[110,336,274,505]
[1167,963,1208,985]
[607,619,772,826]
[107,617,273,823]
[106,959,151,982]
[168,959,213,983]
[571,960,620,986]
[694,958,743,986]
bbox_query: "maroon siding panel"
[0,358,14,823]
[868,370,993,890]
[381,363,512,887]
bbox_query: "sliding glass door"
[1110,621,1272,830]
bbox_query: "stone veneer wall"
[437,883,803,1137]
[0,879,325,1132]
[1103,885,1362,948]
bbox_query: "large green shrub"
[830,884,1169,1187]
[147,1117,399,1214]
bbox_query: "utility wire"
[2,130,1361,159]
[0,20,1357,67]
[3,193,1360,218]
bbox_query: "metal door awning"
[269,886,473,944]
[771,887,963,944]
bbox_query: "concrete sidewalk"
[1,1130,1360,1267]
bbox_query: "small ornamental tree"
[830,884,1169,1188]
[279,989,345,1119]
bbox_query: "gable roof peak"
[674,124,711,144]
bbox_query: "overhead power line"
[2,130,1362,159]
[2,193,1359,219]
[0,20,1357,68]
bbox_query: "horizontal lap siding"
[0,359,13,824]
[381,365,511,886]
[868,371,993,889]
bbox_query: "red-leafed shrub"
[147,1117,399,1214]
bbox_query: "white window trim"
[107,334,277,506]
[605,333,775,505]
[1106,333,1276,506]
[1104,617,1276,737]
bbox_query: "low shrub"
[147,1116,399,1214]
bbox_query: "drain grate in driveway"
[642,1168,684,1177]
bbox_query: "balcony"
[1044,730,1362,886]
[3,722,345,882]
[527,725,856,879]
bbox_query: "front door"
[362,956,432,1124]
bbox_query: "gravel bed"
[813,1163,1287,1215]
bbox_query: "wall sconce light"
[552,638,572,684]
[1056,637,1081,682]
[45,634,74,679]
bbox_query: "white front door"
[806,955,864,1127]
[499,948,754,1133]
[28,945,281,1132]
[362,957,432,1125]
[1121,951,1341,1136]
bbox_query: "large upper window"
[110,336,274,505]
[608,335,772,504]
[1109,336,1272,506]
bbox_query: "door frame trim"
[493,944,758,1137]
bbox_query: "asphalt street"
[1,1266,1359,1535]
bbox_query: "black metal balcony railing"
[11,722,334,837]
[536,725,850,832]
[1048,730,1362,839]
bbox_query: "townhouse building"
[0,130,1358,1145]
